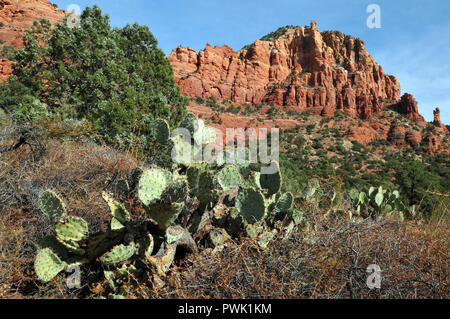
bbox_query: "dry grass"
[153,216,449,299]
[0,131,142,298]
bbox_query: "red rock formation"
[169,21,401,121]
[0,0,66,80]
[432,107,449,134]
[396,93,425,122]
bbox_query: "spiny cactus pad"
[102,192,131,230]
[138,168,172,206]
[55,216,89,243]
[217,165,242,191]
[275,192,293,212]
[100,243,136,267]
[146,202,184,230]
[257,161,281,197]
[34,248,66,282]
[187,166,218,208]
[236,188,266,224]
[152,118,170,144]
[160,179,188,203]
[166,225,185,244]
[39,190,67,222]
[38,236,70,260]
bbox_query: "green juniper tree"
[0,5,187,152]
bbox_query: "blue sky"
[52,0,450,124]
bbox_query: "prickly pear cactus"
[274,192,293,212]
[160,179,188,203]
[39,190,67,222]
[256,160,281,197]
[236,187,266,224]
[146,202,184,230]
[138,168,172,206]
[102,192,131,230]
[55,216,89,243]
[34,248,66,282]
[152,118,170,144]
[166,225,184,244]
[100,243,136,267]
[187,165,218,209]
[217,165,241,191]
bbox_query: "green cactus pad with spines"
[236,187,266,224]
[102,192,131,230]
[166,225,185,244]
[275,192,293,212]
[55,216,89,243]
[187,166,218,208]
[152,118,170,144]
[160,179,188,203]
[258,229,278,249]
[217,165,242,191]
[100,243,136,267]
[171,134,194,164]
[145,202,184,230]
[39,190,67,222]
[57,238,85,255]
[138,168,172,206]
[257,161,281,197]
[37,236,70,260]
[226,208,245,237]
[86,231,124,261]
[34,248,67,282]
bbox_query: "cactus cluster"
[350,186,410,219]
[32,112,317,294]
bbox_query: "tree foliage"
[0,6,187,149]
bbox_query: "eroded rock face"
[0,0,66,80]
[169,21,401,120]
[433,107,449,134]
[397,93,425,122]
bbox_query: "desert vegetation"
[0,5,448,299]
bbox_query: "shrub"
[0,6,187,153]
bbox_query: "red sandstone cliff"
[169,22,402,121]
[0,0,65,80]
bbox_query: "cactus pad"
[55,216,89,243]
[100,243,136,267]
[152,118,170,144]
[236,188,266,224]
[145,202,184,230]
[217,165,241,191]
[275,192,293,212]
[202,126,217,145]
[102,192,131,230]
[138,168,172,206]
[39,190,67,222]
[257,161,281,197]
[34,248,66,282]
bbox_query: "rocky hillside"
[0,0,65,79]
[169,22,449,153]
[169,22,407,120]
